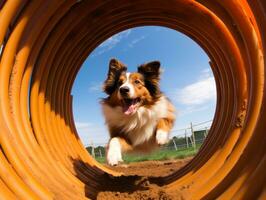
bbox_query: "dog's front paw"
[107,138,123,166]
[156,129,169,145]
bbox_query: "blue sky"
[71,26,216,146]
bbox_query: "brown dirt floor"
[106,157,192,177]
[97,158,192,200]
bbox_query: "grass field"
[94,146,201,164]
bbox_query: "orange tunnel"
[0,0,265,199]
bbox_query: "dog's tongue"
[123,104,136,115]
[123,99,138,115]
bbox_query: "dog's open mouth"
[122,98,141,115]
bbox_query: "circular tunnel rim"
[0,0,265,199]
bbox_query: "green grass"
[94,146,201,164]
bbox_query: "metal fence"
[87,120,212,158]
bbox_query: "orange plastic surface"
[0,0,265,199]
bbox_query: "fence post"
[91,141,95,158]
[173,138,177,150]
[99,149,102,158]
[191,122,196,150]
[185,129,189,148]
[204,127,208,138]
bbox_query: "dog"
[101,58,176,166]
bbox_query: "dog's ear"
[138,61,160,76]
[103,58,127,95]
[138,61,161,98]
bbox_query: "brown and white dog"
[101,59,175,166]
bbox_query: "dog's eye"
[134,80,140,84]
[118,80,123,85]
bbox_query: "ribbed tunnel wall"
[0,0,265,199]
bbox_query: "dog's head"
[103,58,162,115]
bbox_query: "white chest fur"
[102,96,169,146]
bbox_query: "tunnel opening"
[72,26,217,179]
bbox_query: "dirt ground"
[97,158,192,200]
[106,157,192,177]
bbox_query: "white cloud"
[179,105,210,116]
[91,29,132,57]
[75,122,91,129]
[174,69,216,106]
[128,35,146,48]
[75,121,109,146]
[88,82,102,92]
[199,68,212,79]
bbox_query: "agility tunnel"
[0,0,265,199]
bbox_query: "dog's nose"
[120,86,130,95]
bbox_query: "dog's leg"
[106,137,132,166]
[107,137,123,166]
[156,118,174,145]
